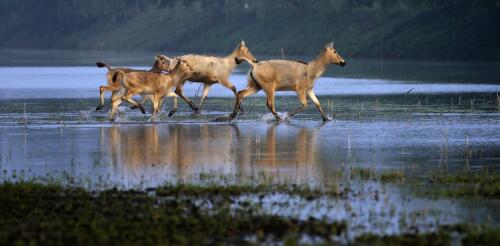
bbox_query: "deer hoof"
[138,104,146,114]
[96,105,103,111]
[168,109,177,117]
[130,105,138,110]
[323,116,333,122]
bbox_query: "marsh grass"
[348,167,500,198]
[420,172,500,198]
[1,180,499,245]
[0,181,349,245]
[350,167,405,183]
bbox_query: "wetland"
[1,52,500,244]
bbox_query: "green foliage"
[0,0,498,61]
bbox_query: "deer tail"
[112,71,124,85]
[96,61,112,70]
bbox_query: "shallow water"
[1,117,499,187]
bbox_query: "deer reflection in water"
[99,123,328,185]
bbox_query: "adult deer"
[95,54,174,112]
[109,59,194,122]
[171,40,258,113]
[227,42,346,122]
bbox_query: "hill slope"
[0,0,498,61]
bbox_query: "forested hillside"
[0,0,498,61]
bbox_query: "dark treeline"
[0,0,499,61]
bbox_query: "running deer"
[171,40,258,113]
[95,54,174,112]
[227,42,346,122]
[109,59,194,122]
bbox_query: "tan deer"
[227,42,346,122]
[171,40,258,113]
[109,59,194,122]
[95,54,174,112]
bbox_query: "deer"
[109,58,194,122]
[170,40,258,113]
[225,42,346,122]
[95,54,174,113]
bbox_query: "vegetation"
[0,182,348,245]
[1,181,499,245]
[421,172,500,198]
[0,0,498,61]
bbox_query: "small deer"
[109,59,194,122]
[228,42,346,121]
[95,54,174,112]
[171,40,258,113]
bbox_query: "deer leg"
[220,80,244,113]
[175,82,197,111]
[157,95,165,112]
[131,95,149,114]
[229,86,260,119]
[307,90,331,121]
[109,94,123,122]
[265,92,281,121]
[196,84,212,113]
[287,91,307,119]
[151,94,162,122]
[97,72,122,110]
[97,84,121,110]
[122,92,145,114]
[167,91,178,117]
[96,85,107,111]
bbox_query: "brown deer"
[95,54,174,112]
[109,59,194,122]
[171,40,258,113]
[227,42,346,122]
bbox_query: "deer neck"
[224,51,239,70]
[169,69,186,83]
[149,60,161,72]
[307,51,330,80]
